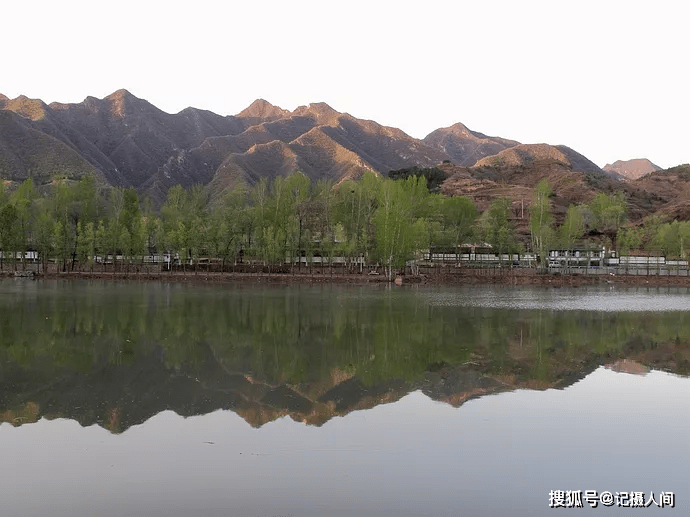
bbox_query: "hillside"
[439,147,666,241]
[631,164,690,220]
[0,110,102,185]
[446,143,610,217]
[473,143,603,174]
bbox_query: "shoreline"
[4,268,690,288]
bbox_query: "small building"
[547,247,607,268]
[425,244,521,264]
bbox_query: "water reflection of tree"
[2,283,690,380]
[1,282,689,429]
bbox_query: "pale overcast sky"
[2,0,688,169]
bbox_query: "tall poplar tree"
[481,197,517,263]
[529,180,553,267]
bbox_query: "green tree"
[10,179,38,267]
[529,180,553,267]
[0,203,19,269]
[481,197,517,262]
[32,205,55,273]
[642,214,667,254]
[293,178,335,270]
[653,221,690,259]
[76,221,96,269]
[333,173,379,270]
[249,178,271,264]
[441,195,478,253]
[208,187,249,269]
[285,172,311,268]
[53,220,69,271]
[618,226,643,255]
[160,184,209,272]
[373,176,429,278]
[588,191,627,250]
[49,177,101,270]
[95,220,108,267]
[120,188,144,262]
[559,204,586,250]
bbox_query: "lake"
[0,279,688,516]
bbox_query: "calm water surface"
[0,279,688,516]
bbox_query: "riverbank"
[4,267,690,287]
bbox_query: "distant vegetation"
[387,166,447,192]
[1,172,690,276]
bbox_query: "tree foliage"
[387,166,447,192]
[588,192,627,248]
[559,204,586,249]
[481,197,518,260]
[529,179,553,265]
[3,171,685,274]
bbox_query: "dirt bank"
[4,267,690,288]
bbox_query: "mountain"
[0,91,455,203]
[48,89,248,192]
[205,101,450,188]
[1,89,251,197]
[2,89,681,214]
[423,122,519,166]
[603,158,661,181]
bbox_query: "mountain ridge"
[1,90,477,202]
[2,88,681,212]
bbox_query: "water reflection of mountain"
[1,281,689,432]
